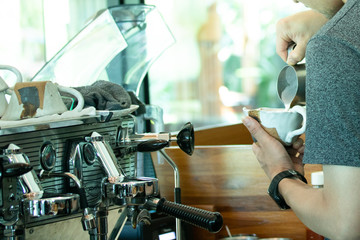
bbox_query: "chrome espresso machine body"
[0,4,223,240]
[0,113,140,239]
[0,111,222,240]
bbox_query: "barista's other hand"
[276,10,328,65]
[242,116,294,180]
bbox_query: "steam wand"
[159,149,182,239]
[122,122,223,237]
[128,122,198,239]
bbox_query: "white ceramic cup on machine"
[243,105,306,146]
[0,65,23,117]
[1,81,84,121]
[0,77,9,117]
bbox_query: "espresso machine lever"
[0,164,31,239]
[2,144,44,200]
[0,145,34,239]
[86,132,126,183]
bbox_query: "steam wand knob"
[174,122,194,156]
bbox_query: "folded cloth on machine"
[63,80,132,111]
[127,91,146,115]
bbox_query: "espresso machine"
[0,109,222,240]
[0,4,223,240]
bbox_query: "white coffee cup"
[1,81,84,121]
[0,65,23,117]
[0,77,9,117]
[243,105,306,145]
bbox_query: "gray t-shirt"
[303,0,360,167]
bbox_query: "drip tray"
[23,193,80,218]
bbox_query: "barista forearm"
[279,176,360,240]
[279,178,332,236]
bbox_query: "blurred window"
[0,0,305,131]
[0,0,107,85]
[146,0,305,131]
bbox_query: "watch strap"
[268,169,308,209]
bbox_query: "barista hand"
[286,137,305,175]
[242,116,301,180]
[276,10,328,65]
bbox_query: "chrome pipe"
[159,149,181,240]
[38,170,82,189]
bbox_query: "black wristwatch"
[268,169,308,210]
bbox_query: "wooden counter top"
[151,145,322,240]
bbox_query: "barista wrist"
[268,169,308,209]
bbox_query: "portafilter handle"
[147,198,223,233]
